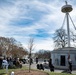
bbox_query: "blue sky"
[0,0,76,52]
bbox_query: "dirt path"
[14,70,48,75]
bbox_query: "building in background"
[51,47,76,69]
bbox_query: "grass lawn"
[0,66,28,75]
[0,67,76,75]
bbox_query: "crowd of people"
[36,57,72,74]
[0,56,72,74]
[0,56,22,69]
[36,58,54,72]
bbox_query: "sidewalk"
[23,63,76,74]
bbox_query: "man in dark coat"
[0,56,3,68]
[49,58,54,72]
[36,57,38,64]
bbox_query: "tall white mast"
[61,1,73,47]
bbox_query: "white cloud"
[0,0,76,52]
[22,37,54,52]
[35,38,54,51]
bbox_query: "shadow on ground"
[62,70,72,74]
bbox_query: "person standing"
[68,59,72,73]
[49,58,54,72]
[0,56,3,68]
[67,54,72,73]
[36,57,38,64]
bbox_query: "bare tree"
[28,38,35,72]
[53,28,76,49]
[53,29,68,49]
[0,37,28,58]
[35,49,51,59]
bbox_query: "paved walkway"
[23,63,76,74]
